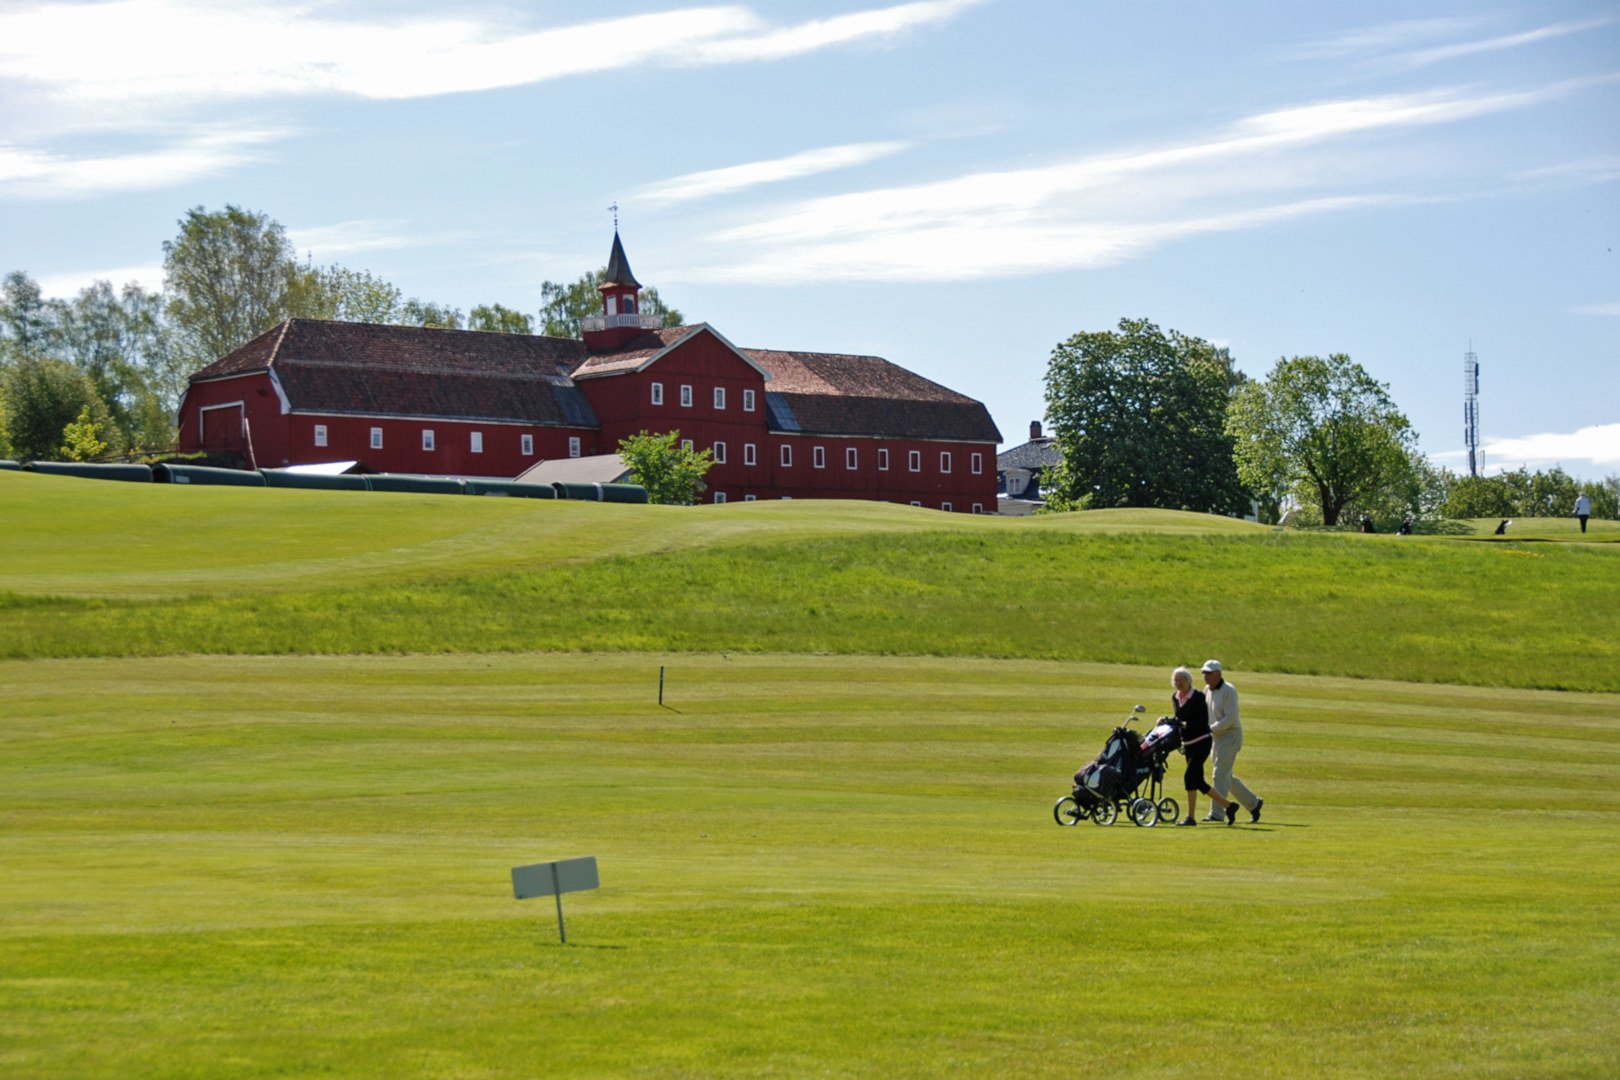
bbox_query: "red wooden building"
[179,233,1002,511]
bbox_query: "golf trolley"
[1053,705,1183,828]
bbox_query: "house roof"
[997,437,1062,470]
[745,349,1002,443]
[188,319,599,428]
[514,453,632,485]
[570,326,698,377]
[600,232,641,290]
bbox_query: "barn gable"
[570,323,772,383]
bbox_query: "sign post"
[511,856,599,943]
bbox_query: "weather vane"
[608,202,619,231]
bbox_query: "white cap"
[1201,659,1222,674]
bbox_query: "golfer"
[1202,660,1264,823]
[1576,492,1591,534]
[1171,666,1234,826]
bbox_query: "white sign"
[511,856,599,943]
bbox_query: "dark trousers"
[1580,515,1588,533]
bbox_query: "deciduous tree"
[540,269,682,338]
[2,357,114,460]
[617,429,711,505]
[163,205,300,364]
[467,304,534,335]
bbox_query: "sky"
[2,0,1616,476]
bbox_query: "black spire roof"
[600,232,641,290]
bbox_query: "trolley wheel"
[1157,797,1180,824]
[1053,795,1085,826]
[1130,797,1160,828]
[1091,800,1118,826]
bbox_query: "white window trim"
[680,384,693,407]
[910,500,922,507]
[313,424,327,448]
[972,503,984,514]
[744,442,757,466]
[470,431,483,454]
[940,451,952,474]
[714,491,727,504]
[714,387,726,410]
[521,434,534,456]
[422,429,435,451]
[713,441,727,464]
[743,389,756,412]
[971,452,982,474]
[651,382,664,406]
[909,450,921,472]
[878,448,889,471]
[568,436,581,458]
[682,438,694,452]
[813,446,825,469]
[846,446,858,470]
[781,444,792,467]
[371,426,384,450]
[942,502,953,512]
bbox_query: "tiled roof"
[601,232,641,289]
[570,327,695,377]
[747,349,1001,442]
[190,320,598,428]
[997,438,1062,470]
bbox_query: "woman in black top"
[1171,666,1234,826]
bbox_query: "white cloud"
[1478,424,1620,470]
[34,265,165,297]
[0,0,981,110]
[1392,16,1619,69]
[0,128,283,197]
[285,219,476,259]
[1294,17,1491,59]
[1569,302,1620,316]
[684,81,1596,283]
[637,142,909,206]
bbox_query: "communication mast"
[1463,345,1480,477]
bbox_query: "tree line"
[1041,318,1616,526]
[0,205,683,462]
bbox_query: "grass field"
[2,653,1617,1078]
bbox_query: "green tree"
[1227,354,1415,527]
[467,304,535,335]
[617,429,712,505]
[290,265,404,324]
[58,405,109,461]
[163,205,301,365]
[2,357,112,460]
[54,279,177,451]
[540,270,683,338]
[400,298,464,330]
[1041,318,1250,515]
[1441,466,1618,520]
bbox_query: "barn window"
[940,451,952,473]
[910,500,922,506]
[744,494,757,501]
[470,431,483,454]
[682,439,694,452]
[743,389,756,411]
[813,446,825,469]
[878,448,889,471]
[569,436,581,458]
[714,492,727,504]
[622,295,636,314]
[846,447,858,469]
[714,387,726,410]
[780,444,792,467]
[314,424,327,448]
[908,450,921,472]
[422,429,435,451]
[713,441,727,464]
[371,427,383,450]
[521,434,534,456]
[971,452,983,474]
[942,502,953,512]
[606,295,617,315]
[680,385,693,407]
[744,443,756,466]
[651,382,664,406]
[972,503,984,514]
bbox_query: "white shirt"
[1575,494,1591,515]
[1205,679,1240,737]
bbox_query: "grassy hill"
[2,653,1616,1078]
[1,471,1616,691]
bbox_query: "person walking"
[1202,660,1263,823]
[1576,492,1591,534]
[1170,666,1233,826]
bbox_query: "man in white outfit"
[1575,492,1591,534]
[1200,660,1263,824]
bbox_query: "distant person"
[1398,517,1413,536]
[1170,666,1233,826]
[1360,515,1375,533]
[1575,493,1591,534]
[1201,660,1263,823]
[1494,519,1510,535]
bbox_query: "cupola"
[582,232,661,351]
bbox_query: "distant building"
[179,233,1002,511]
[996,421,1061,514]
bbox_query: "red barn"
[179,233,1002,510]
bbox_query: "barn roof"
[997,437,1061,470]
[599,232,641,290]
[189,319,598,428]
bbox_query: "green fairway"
[2,653,1617,1078]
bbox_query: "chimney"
[1030,420,1043,441]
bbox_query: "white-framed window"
[680,384,693,407]
[910,500,922,507]
[606,295,618,315]
[682,439,694,452]
[714,491,727,504]
[470,431,483,454]
[743,389,756,412]
[651,382,664,406]
[714,387,726,410]
[846,447,858,469]
[781,444,792,467]
[569,436,581,458]
[422,429,435,451]
[878,448,889,471]
[909,450,921,472]
[521,434,534,456]
[942,502,953,512]
[313,424,327,448]
[622,294,636,314]
[940,451,952,474]
[813,446,825,469]
[971,452,983,474]
[713,441,727,464]
[972,503,984,514]
[744,443,757,466]
[744,494,757,501]
[370,427,383,450]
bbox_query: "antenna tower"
[1463,345,1480,477]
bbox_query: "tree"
[1041,318,1250,515]
[163,205,301,365]
[540,269,683,338]
[1440,466,1618,520]
[59,405,109,461]
[399,298,464,330]
[1,270,52,363]
[2,357,113,460]
[468,304,534,335]
[617,429,712,505]
[1227,354,1414,527]
[290,265,404,325]
[54,279,177,450]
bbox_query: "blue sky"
[3,0,1616,475]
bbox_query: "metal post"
[551,862,565,943]
[659,666,665,706]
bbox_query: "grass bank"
[2,653,1617,1078]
